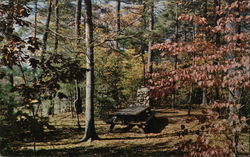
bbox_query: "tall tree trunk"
[140,1,146,86]
[34,0,38,39]
[7,0,14,87]
[188,84,193,115]
[115,0,121,50]
[41,0,52,61]
[147,2,154,74]
[214,0,221,47]
[214,0,221,100]
[75,0,83,130]
[80,0,99,142]
[225,1,240,156]
[201,0,208,106]
[171,2,179,109]
[76,0,82,50]
[54,0,59,52]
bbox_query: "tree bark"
[188,84,193,115]
[115,0,121,50]
[214,0,221,101]
[201,0,208,106]
[41,0,52,61]
[202,88,208,106]
[141,47,146,86]
[54,0,59,52]
[34,0,38,39]
[76,0,82,50]
[80,0,99,142]
[147,2,154,74]
[171,2,179,109]
[75,0,83,130]
[7,0,14,87]
[214,0,221,46]
[140,1,146,86]
[74,80,82,129]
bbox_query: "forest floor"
[12,107,249,157]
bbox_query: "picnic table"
[106,106,154,133]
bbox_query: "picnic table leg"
[137,124,146,133]
[122,124,135,132]
[109,122,115,132]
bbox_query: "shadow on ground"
[10,141,185,157]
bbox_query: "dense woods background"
[0,0,249,156]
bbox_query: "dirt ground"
[12,108,249,157]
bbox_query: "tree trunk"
[7,0,14,87]
[54,0,59,52]
[80,0,99,142]
[74,80,82,129]
[141,47,146,86]
[34,0,38,39]
[214,0,221,46]
[140,1,146,86]
[225,1,240,156]
[76,0,82,50]
[188,84,193,115]
[147,2,154,74]
[202,88,208,106]
[201,0,208,106]
[171,2,179,109]
[115,0,121,50]
[214,0,221,100]
[75,0,83,130]
[41,0,52,61]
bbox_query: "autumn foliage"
[149,0,249,156]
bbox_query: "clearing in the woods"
[12,107,249,157]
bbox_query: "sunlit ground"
[11,108,249,157]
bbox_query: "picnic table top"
[111,106,150,116]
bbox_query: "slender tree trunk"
[141,48,146,86]
[75,0,83,130]
[41,0,52,61]
[202,88,208,105]
[74,80,82,129]
[140,1,146,86]
[80,0,99,142]
[34,0,38,39]
[214,0,221,100]
[71,97,75,118]
[214,0,221,47]
[17,61,27,85]
[31,106,36,155]
[201,0,208,106]
[115,0,121,50]
[7,0,14,87]
[147,2,154,74]
[76,0,82,50]
[225,1,240,156]
[171,2,179,109]
[54,0,59,52]
[188,84,193,115]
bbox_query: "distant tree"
[147,1,154,74]
[42,0,53,60]
[115,0,121,49]
[54,0,59,52]
[74,0,83,129]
